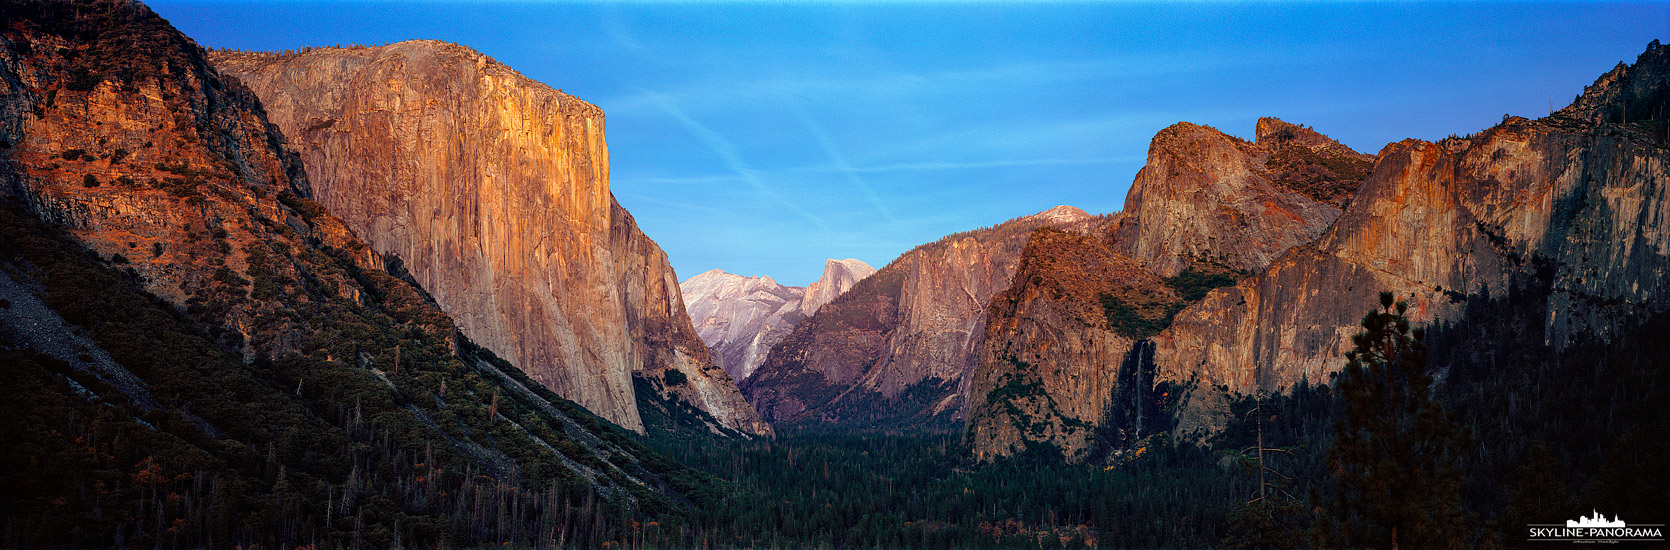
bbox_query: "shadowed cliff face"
[742,205,1110,431]
[966,122,1369,460]
[681,258,874,382]
[209,42,769,436]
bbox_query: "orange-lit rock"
[211,42,768,436]
[967,120,1370,460]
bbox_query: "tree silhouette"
[1317,292,1472,549]
[1221,394,1307,550]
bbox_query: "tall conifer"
[1318,292,1472,549]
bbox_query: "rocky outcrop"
[800,258,877,316]
[1025,204,1097,225]
[1110,120,1368,277]
[1154,43,1670,434]
[681,258,873,382]
[965,228,1170,460]
[966,43,1670,459]
[742,206,1110,430]
[683,270,804,381]
[1255,117,1378,206]
[0,0,338,346]
[209,42,768,436]
[966,122,1372,460]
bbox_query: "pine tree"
[1221,395,1306,550]
[1317,292,1473,549]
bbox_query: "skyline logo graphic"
[1567,510,1625,528]
[1528,510,1663,544]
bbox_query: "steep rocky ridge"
[681,258,874,382]
[967,121,1371,460]
[800,258,877,316]
[682,270,805,381]
[1110,119,1368,277]
[965,228,1174,460]
[969,43,1670,460]
[1154,45,1670,435]
[742,206,1111,431]
[0,0,329,349]
[209,43,768,437]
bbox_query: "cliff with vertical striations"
[209,42,769,437]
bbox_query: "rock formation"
[967,122,1370,460]
[965,228,1171,460]
[1110,119,1370,277]
[967,43,1670,459]
[0,4,714,543]
[1154,46,1670,435]
[209,42,769,436]
[0,0,328,335]
[681,258,873,382]
[800,258,878,316]
[742,206,1110,431]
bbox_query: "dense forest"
[639,281,1668,549]
[15,181,1663,548]
[0,202,710,549]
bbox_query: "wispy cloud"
[598,6,647,54]
[615,193,742,219]
[598,49,1317,118]
[782,97,899,224]
[820,156,1137,174]
[646,92,833,233]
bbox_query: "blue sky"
[154,1,1664,286]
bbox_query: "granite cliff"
[1110,119,1370,277]
[965,228,1172,460]
[0,0,324,344]
[967,121,1370,460]
[968,43,1670,460]
[801,258,878,316]
[209,42,769,437]
[742,205,1111,431]
[0,2,718,545]
[1154,45,1670,436]
[681,258,874,382]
